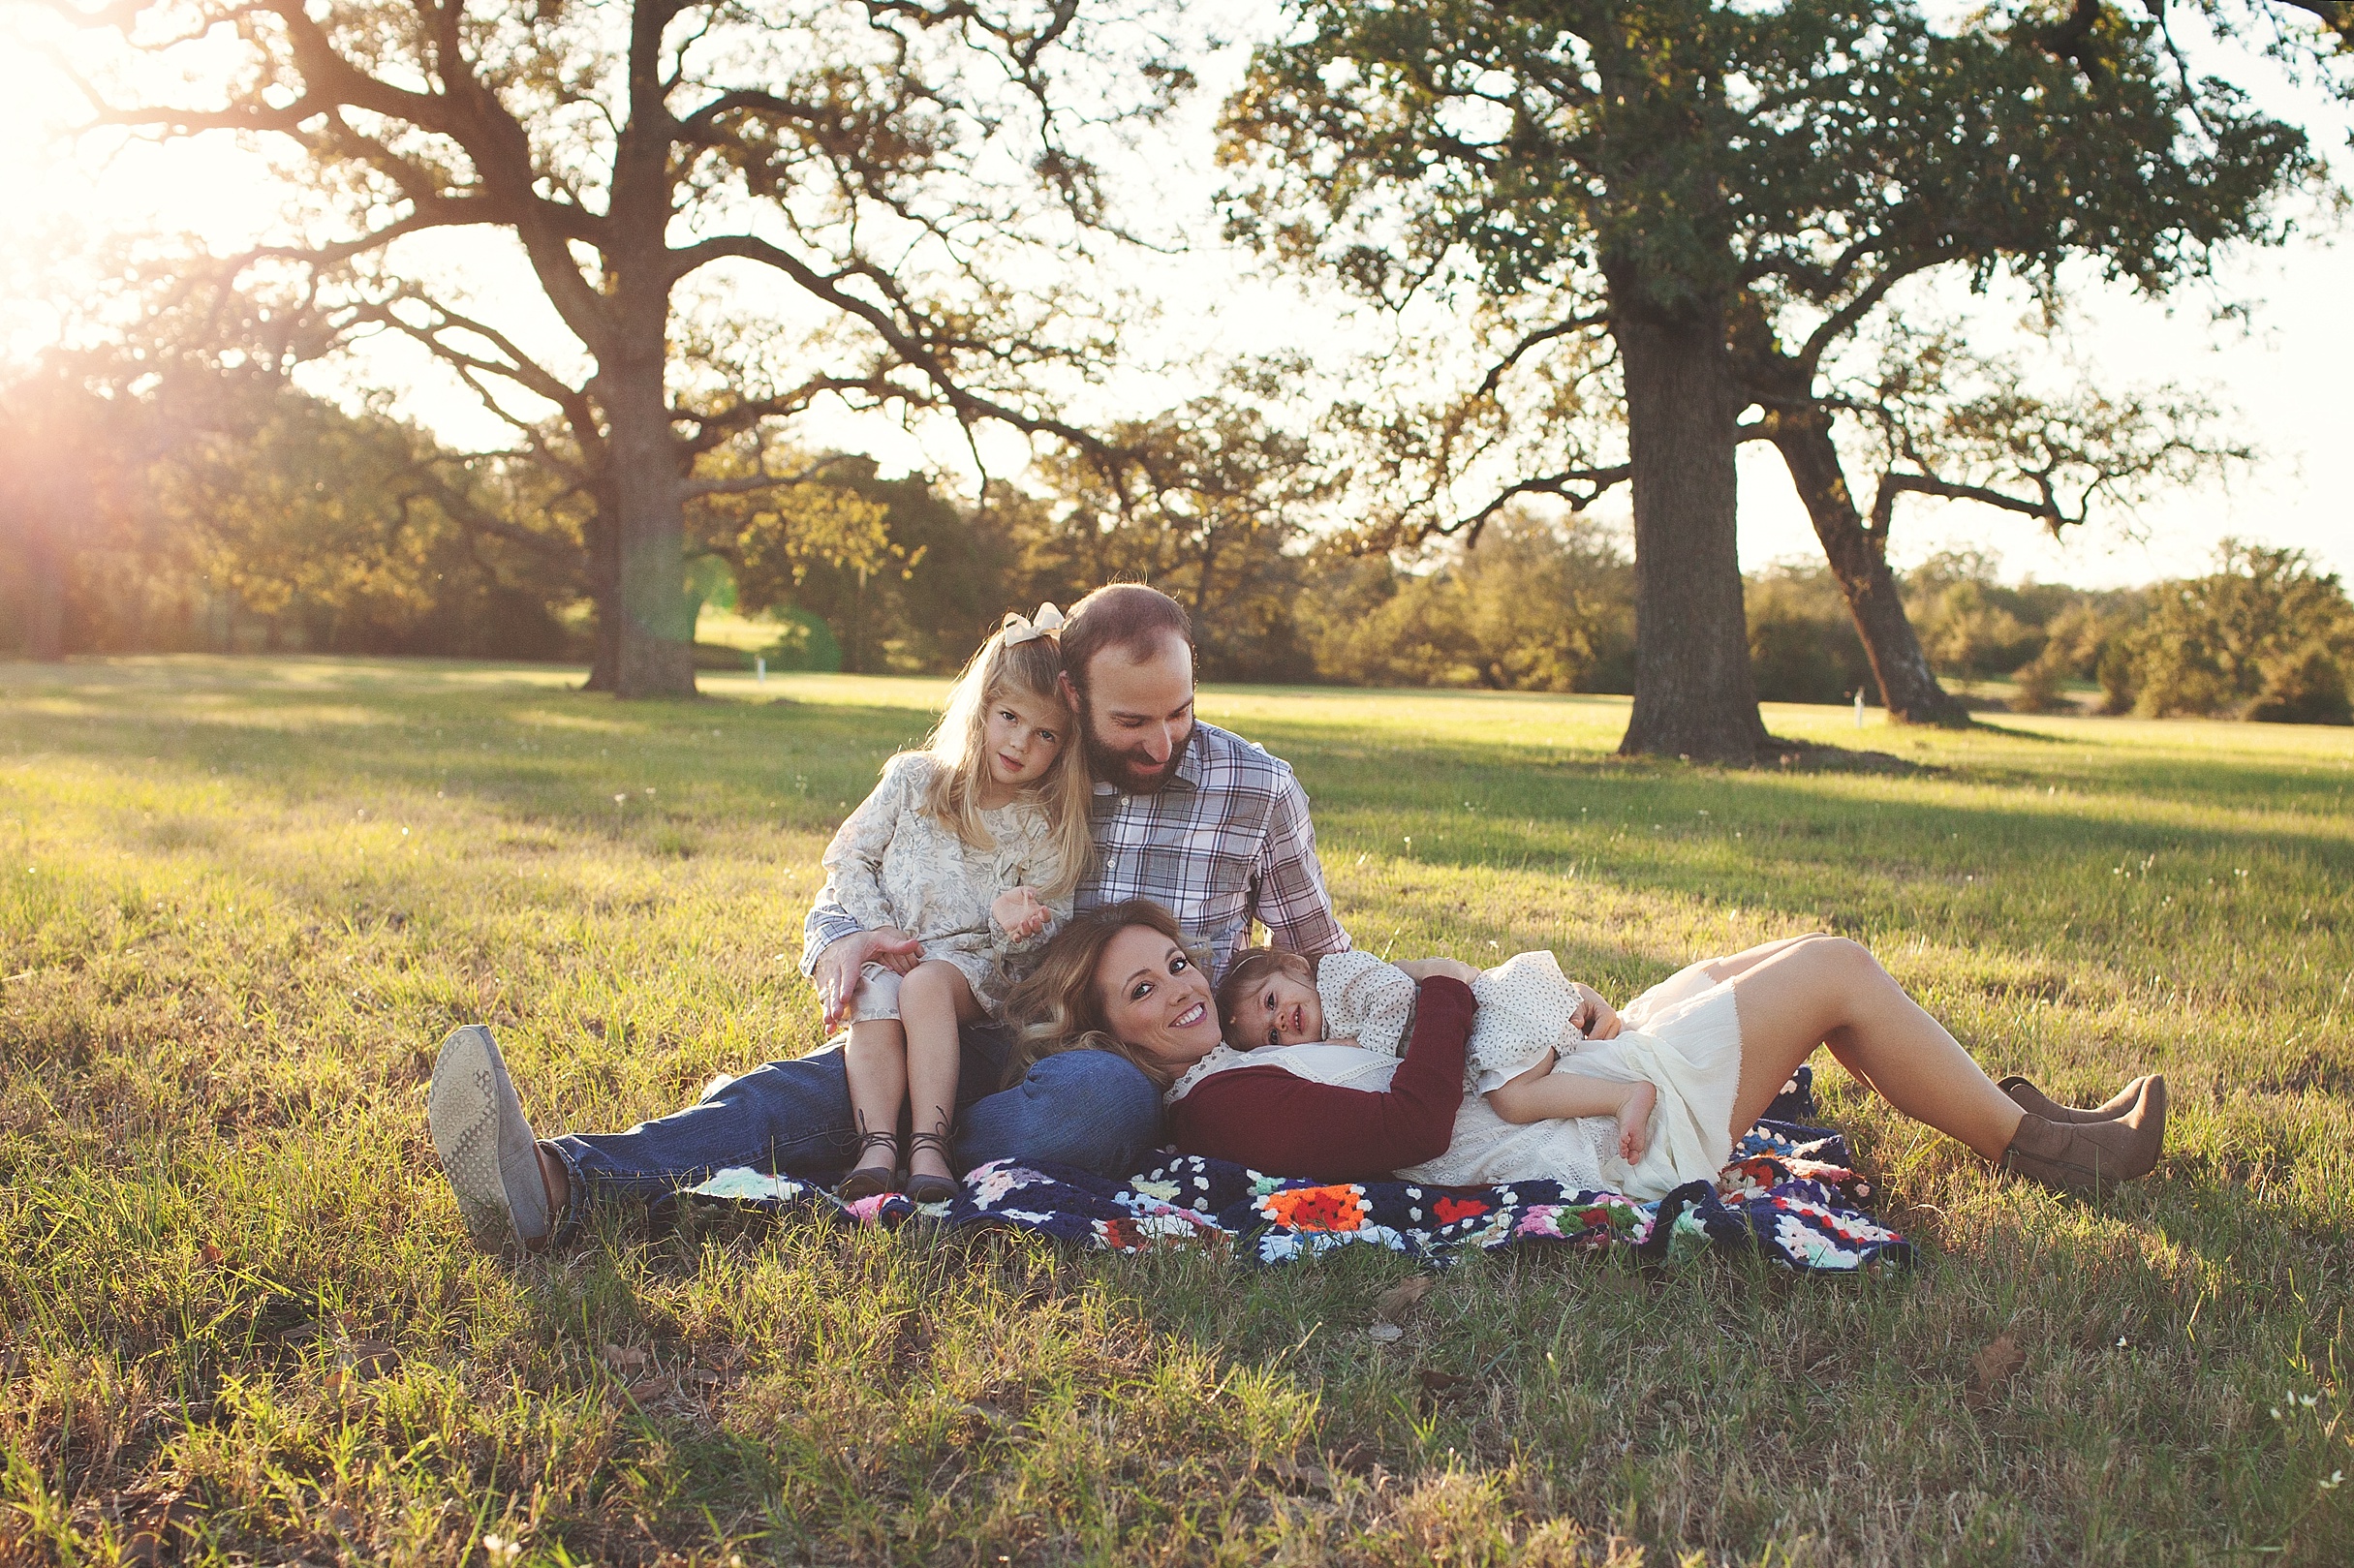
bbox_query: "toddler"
[1215,946,1659,1162]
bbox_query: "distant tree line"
[7,377,2344,724]
[1748,543,2353,724]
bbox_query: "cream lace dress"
[812,753,1075,1018]
[1172,952,1746,1200]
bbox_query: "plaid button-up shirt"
[801,720,1349,979]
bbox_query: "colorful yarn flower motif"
[1255,1184,1370,1233]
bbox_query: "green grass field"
[2,656,2348,1567]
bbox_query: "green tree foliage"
[142,389,573,658]
[1299,513,1635,692]
[1746,564,1875,706]
[1004,396,1333,682]
[0,354,573,659]
[751,462,1004,676]
[2112,542,2354,723]
[0,370,127,661]
[1904,552,2048,682]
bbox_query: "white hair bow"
[1001,602,1066,646]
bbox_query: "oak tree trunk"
[1609,280,1769,762]
[1768,408,1971,727]
[582,494,623,692]
[585,337,696,699]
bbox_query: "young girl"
[812,605,1092,1202]
[1216,946,1673,1171]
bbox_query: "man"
[427,583,1351,1256]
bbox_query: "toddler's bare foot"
[1615,1082,1657,1164]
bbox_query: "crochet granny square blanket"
[683,1067,1913,1273]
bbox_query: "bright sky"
[4,7,2347,591]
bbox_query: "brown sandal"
[903,1129,960,1205]
[839,1127,901,1201]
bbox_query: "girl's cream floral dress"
[815,753,1075,1019]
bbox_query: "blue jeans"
[542,1026,1163,1239]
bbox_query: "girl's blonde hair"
[999,900,1204,1090]
[904,611,1093,899]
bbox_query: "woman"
[1002,901,2165,1199]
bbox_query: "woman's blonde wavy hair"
[999,900,1205,1090]
[902,616,1093,899]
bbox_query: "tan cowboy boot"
[1999,1078,2165,1197]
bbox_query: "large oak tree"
[64,0,1181,694]
[1221,0,2326,756]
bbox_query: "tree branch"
[1474,311,1610,399]
[1869,470,2066,539]
[1443,464,1632,540]
[668,231,1126,469]
[682,453,864,499]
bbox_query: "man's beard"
[1084,723,1184,795]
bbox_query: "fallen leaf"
[1366,1322,1404,1344]
[198,1244,225,1267]
[1415,1368,1471,1396]
[625,1373,674,1399]
[1373,1275,1436,1323]
[1965,1334,2026,1409]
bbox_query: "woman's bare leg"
[1698,934,1827,987]
[898,960,983,1183]
[1721,936,2025,1160]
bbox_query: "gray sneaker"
[429,1025,554,1254]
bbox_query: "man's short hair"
[1060,583,1193,694]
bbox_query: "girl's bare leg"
[844,1018,909,1167]
[1721,936,2026,1160]
[898,960,983,1183]
[1489,1063,1657,1161]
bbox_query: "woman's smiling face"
[1094,925,1221,1073]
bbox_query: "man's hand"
[1397,956,1481,985]
[1570,982,1622,1039]
[992,886,1051,941]
[813,928,922,1031]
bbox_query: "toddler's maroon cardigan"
[1165,976,1475,1181]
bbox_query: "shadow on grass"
[1967,721,2078,745]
